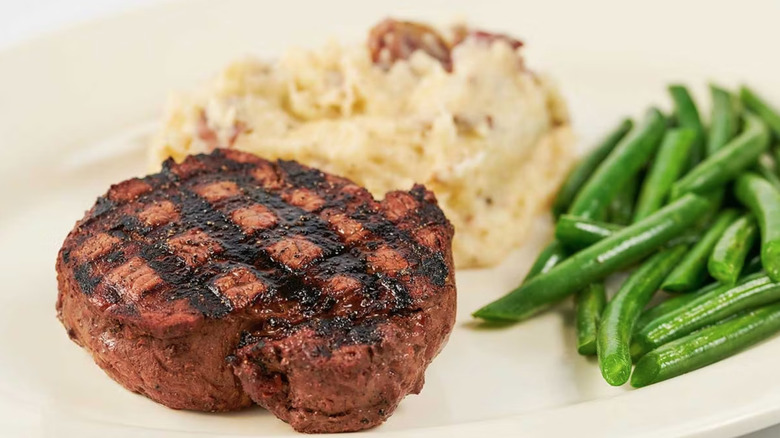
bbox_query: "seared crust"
[56,149,456,432]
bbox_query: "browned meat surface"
[56,149,456,433]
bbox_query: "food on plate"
[149,18,574,268]
[598,246,688,385]
[735,173,780,282]
[473,193,711,322]
[742,86,780,138]
[632,302,780,388]
[669,111,769,200]
[707,214,759,285]
[607,175,638,225]
[474,83,780,388]
[636,256,764,333]
[56,149,456,433]
[661,209,740,292]
[552,119,633,218]
[567,109,666,220]
[507,110,668,318]
[633,129,696,222]
[632,273,780,360]
[575,283,606,356]
[554,214,621,251]
[522,240,567,283]
[708,85,740,155]
[668,85,706,167]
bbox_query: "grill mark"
[72,180,329,318]
[314,250,393,305]
[139,242,191,285]
[176,189,275,265]
[107,214,226,312]
[234,176,421,311]
[152,191,251,318]
[237,170,432,311]
[313,316,382,348]
[67,153,451,324]
[74,264,100,295]
[110,215,152,237]
[102,191,235,318]
[237,183,344,255]
[242,315,388,360]
[418,254,448,287]
[277,160,327,190]
[175,183,341,314]
[104,250,126,265]
[142,186,329,316]
[103,286,121,305]
[409,185,449,225]
[377,274,413,310]
[90,196,115,219]
[344,202,449,288]
[213,176,417,315]
[277,178,448,300]
[277,276,321,310]
[170,283,234,318]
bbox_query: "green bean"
[634,129,696,221]
[670,112,770,199]
[473,194,711,322]
[636,269,766,333]
[636,286,718,333]
[608,176,638,225]
[555,215,704,252]
[523,240,568,284]
[661,209,740,292]
[639,273,763,332]
[669,85,705,167]
[708,214,758,285]
[632,273,779,359]
[576,283,607,356]
[735,173,780,282]
[708,85,740,155]
[631,302,780,388]
[552,119,634,218]
[555,215,622,251]
[741,86,780,139]
[567,109,665,220]
[597,245,688,385]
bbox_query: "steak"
[55,149,456,433]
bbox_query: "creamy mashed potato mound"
[150,22,575,268]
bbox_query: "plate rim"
[2,1,780,436]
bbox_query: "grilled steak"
[56,149,456,433]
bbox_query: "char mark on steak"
[56,149,456,433]
[66,150,448,325]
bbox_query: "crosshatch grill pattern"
[59,148,453,336]
[56,149,456,431]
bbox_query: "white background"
[0,1,776,436]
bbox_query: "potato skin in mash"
[150,20,574,268]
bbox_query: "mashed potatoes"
[150,20,574,268]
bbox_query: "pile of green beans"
[474,83,780,389]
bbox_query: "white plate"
[2,1,780,436]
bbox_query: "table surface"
[0,1,776,437]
